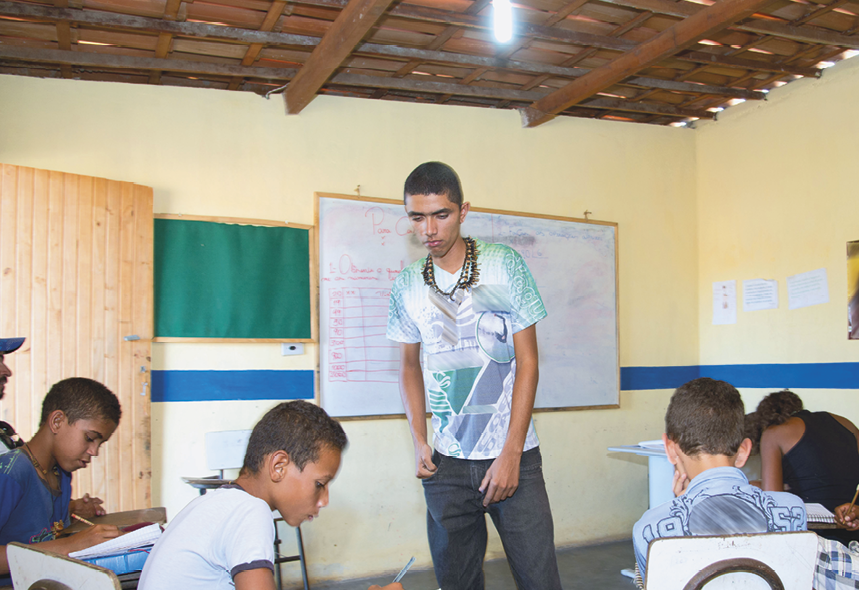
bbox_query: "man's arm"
[398,342,436,479]
[479,323,539,507]
[234,567,278,590]
[759,427,785,492]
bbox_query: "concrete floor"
[310,539,637,590]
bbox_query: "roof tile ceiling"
[0,0,856,125]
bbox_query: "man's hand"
[672,468,689,497]
[414,443,437,479]
[479,451,521,507]
[70,493,106,518]
[835,503,859,530]
[368,584,404,590]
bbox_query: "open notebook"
[68,523,162,559]
[805,503,836,524]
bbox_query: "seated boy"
[139,400,403,590]
[0,377,123,584]
[633,377,807,579]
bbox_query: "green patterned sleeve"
[506,247,547,333]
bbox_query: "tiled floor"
[310,539,637,590]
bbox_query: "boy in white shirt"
[140,401,402,590]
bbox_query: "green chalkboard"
[154,218,312,339]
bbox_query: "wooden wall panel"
[0,163,153,513]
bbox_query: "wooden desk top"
[64,507,167,535]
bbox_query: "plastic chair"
[643,531,818,590]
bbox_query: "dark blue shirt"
[0,448,71,539]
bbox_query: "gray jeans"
[422,447,563,590]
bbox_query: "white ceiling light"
[494,0,513,43]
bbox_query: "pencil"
[846,485,859,518]
[71,513,95,527]
[392,556,415,583]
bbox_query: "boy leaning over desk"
[0,377,123,586]
[140,400,404,590]
[632,377,808,581]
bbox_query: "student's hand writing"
[368,584,404,590]
[835,503,859,530]
[479,450,520,507]
[70,493,106,518]
[672,468,689,497]
[414,443,437,479]
[67,524,121,553]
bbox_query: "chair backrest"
[6,542,121,590]
[644,531,818,590]
[205,429,252,472]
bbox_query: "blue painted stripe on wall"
[151,370,315,402]
[622,363,859,391]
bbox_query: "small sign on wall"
[849,241,859,340]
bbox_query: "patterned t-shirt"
[387,238,547,460]
[632,466,807,579]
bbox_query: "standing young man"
[386,162,562,590]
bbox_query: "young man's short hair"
[40,377,122,426]
[665,377,745,457]
[403,162,463,206]
[242,400,347,474]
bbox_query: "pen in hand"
[71,513,95,527]
[393,556,415,583]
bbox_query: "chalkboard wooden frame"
[316,192,620,418]
[153,214,317,343]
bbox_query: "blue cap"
[0,338,25,354]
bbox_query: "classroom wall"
[0,74,698,582]
[695,56,859,420]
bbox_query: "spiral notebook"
[805,503,836,524]
[69,523,162,559]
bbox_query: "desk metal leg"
[296,526,309,590]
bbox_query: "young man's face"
[405,192,469,260]
[51,413,118,472]
[0,354,12,400]
[273,446,341,527]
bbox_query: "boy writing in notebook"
[633,377,807,580]
[139,401,403,590]
[0,377,122,583]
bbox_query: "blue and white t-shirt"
[387,238,547,460]
[633,466,807,578]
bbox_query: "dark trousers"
[422,447,563,590]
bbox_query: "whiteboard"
[317,193,619,417]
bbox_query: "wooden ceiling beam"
[329,72,548,100]
[581,97,716,118]
[0,45,299,79]
[678,50,820,76]
[625,76,767,99]
[283,0,398,113]
[595,0,859,48]
[519,0,779,127]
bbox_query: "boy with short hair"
[139,400,403,590]
[633,377,807,579]
[0,377,123,582]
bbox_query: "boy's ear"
[662,433,680,466]
[268,450,291,482]
[733,437,752,468]
[48,410,67,434]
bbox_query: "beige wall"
[695,56,859,415]
[2,73,696,583]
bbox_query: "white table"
[607,445,674,509]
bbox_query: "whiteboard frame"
[315,192,620,419]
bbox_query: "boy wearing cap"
[0,337,26,454]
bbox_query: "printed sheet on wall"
[317,193,619,417]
